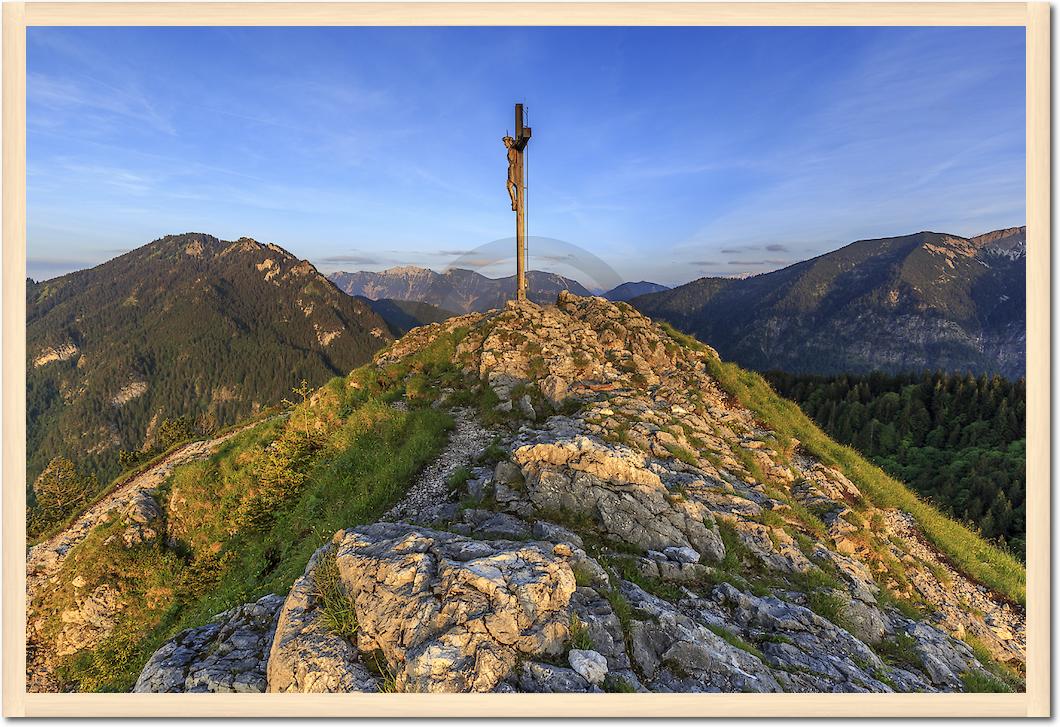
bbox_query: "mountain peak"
[632,227,1025,377]
[329,266,592,313]
[382,265,432,276]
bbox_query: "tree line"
[765,370,1025,557]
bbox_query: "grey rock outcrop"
[135,594,284,693]
[268,548,379,693]
[270,524,577,693]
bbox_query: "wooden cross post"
[512,103,531,301]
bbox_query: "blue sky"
[28,26,1025,286]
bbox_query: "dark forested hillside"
[765,370,1025,555]
[359,297,456,336]
[27,233,392,503]
[632,227,1026,377]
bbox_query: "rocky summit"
[45,292,1023,694]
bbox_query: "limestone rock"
[135,594,284,693]
[268,548,378,693]
[515,434,725,562]
[513,661,594,693]
[568,649,608,685]
[55,584,124,657]
[329,523,576,692]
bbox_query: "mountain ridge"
[328,265,593,313]
[27,232,392,496]
[630,227,1025,377]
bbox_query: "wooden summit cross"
[504,103,532,301]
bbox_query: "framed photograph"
[2,1,1050,718]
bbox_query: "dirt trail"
[26,426,252,601]
[383,407,493,523]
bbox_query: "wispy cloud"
[320,253,382,265]
[29,71,175,135]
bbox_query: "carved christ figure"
[504,136,519,211]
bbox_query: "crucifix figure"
[506,103,532,300]
[504,136,519,211]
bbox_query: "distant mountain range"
[328,266,593,313]
[601,281,671,301]
[630,227,1025,377]
[27,224,1026,491]
[27,233,392,486]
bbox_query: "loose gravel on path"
[383,407,494,522]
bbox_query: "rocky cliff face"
[127,293,1023,694]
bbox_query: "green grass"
[572,562,596,587]
[45,353,456,692]
[663,442,699,466]
[363,649,401,692]
[314,547,359,638]
[446,466,472,491]
[873,631,921,670]
[961,670,1014,693]
[29,408,283,547]
[477,438,508,466]
[707,623,764,660]
[805,590,854,633]
[659,322,1025,606]
[963,635,1025,691]
[602,674,637,693]
[568,614,595,651]
[605,554,684,602]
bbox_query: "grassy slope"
[47,329,467,692]
[659,323,1025,606]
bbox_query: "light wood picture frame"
[2,1,1050,717]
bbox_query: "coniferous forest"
[765,370,1025,556]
